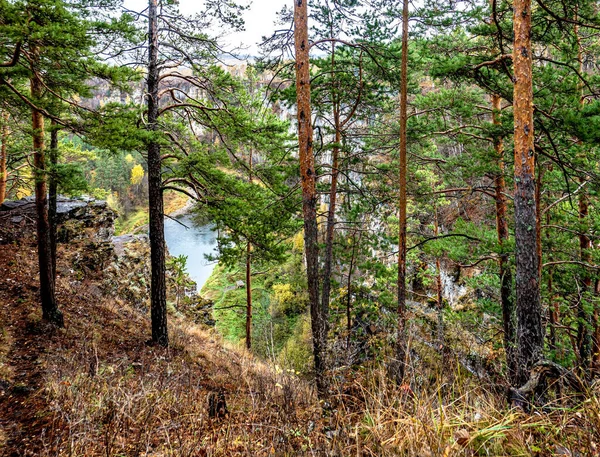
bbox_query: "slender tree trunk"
[492,94,517,384]
[394,0,409,383]
[548,272,557,348]
[346,230,361,349]
[489,4,517,382]
[593,279,600,375]
[30,56,63,327]
[245,242,252,350]
[433,207,444,349]
[294,0,327,396]
[245,149,253,350]
[535,166,543,280]
[0,112,8,205]
[147,0,168,346]
[576,184,592,370]
[546,222,562,399]
[513,0,543,387]
[574,22,592,374]
[546,211,557,352]
[321,41,341,325]
[49,123,58,283]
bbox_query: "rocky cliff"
[0,196,115,245]
[0,196,213,323]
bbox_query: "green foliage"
[167,254,194,309]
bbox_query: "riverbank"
[114,191,191,235]
[110,191,219,296]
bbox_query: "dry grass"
[318,358,600,456]
[1,235,600,456]
[41,322,323,456]
[0,238,326,456]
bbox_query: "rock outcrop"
[105,234,152,309]
[0,196,215,325]
[0,196,115,245]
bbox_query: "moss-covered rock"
[104,235,151,310]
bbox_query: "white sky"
[124,0,290,56]
[218,0,290,55]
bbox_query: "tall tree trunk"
[245,149,253,350]
[577,184,592,371]
[546,210,558,352]
[321,40,341,325]
[546,213,562,399]
[489,4,517,383]
[492,94,517,384]
[346,230,361,349]
[434,206,444,354]
[49,123,58,284]
[574,21,592,374]
[147,0,168,346]
[535,166,543,280]
[0,112,8,205]
[513,0,543,387]
[593,279,600,375]
[245,242,252,350]
[30,57,63,327]
[294,0,327,396]
[394,0,409,383]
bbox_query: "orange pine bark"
[294,0,327,396]
[512,0,542,386]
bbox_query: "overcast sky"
[124,0,291,56]
[220,0,290,55]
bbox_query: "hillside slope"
[1,200,600,456]
[0,202,323,456]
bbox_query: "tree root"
[510,359,587,409]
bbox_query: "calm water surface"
[163,214,218,290]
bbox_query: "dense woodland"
[2,0,600,455]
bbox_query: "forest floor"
[0,237,332,456]
[1,227,600,455]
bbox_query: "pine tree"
[0,0,135,327]
[512,0,543,387]
[293,0,328,396]
[394,0,409,383]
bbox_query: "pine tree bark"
[49,124,58,283]
[147,0,168,346]
[593,279,600,375]
[245,242,252,350]
[0,112,8,205]
[245,149,253,351]
[574,22,592,374]
[294,0,327,396]
[394,0,409,383]
[434,206,444,355]
[321,114,339,325]
[513,0,543,387]
[30,56,63,327]
[546,211,558,353]
[577,185,592,371]
[492,94,517,384]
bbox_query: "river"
[163,214,218,291]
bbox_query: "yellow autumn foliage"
[130,164,144,186]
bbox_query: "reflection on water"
[163,214,218,290]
